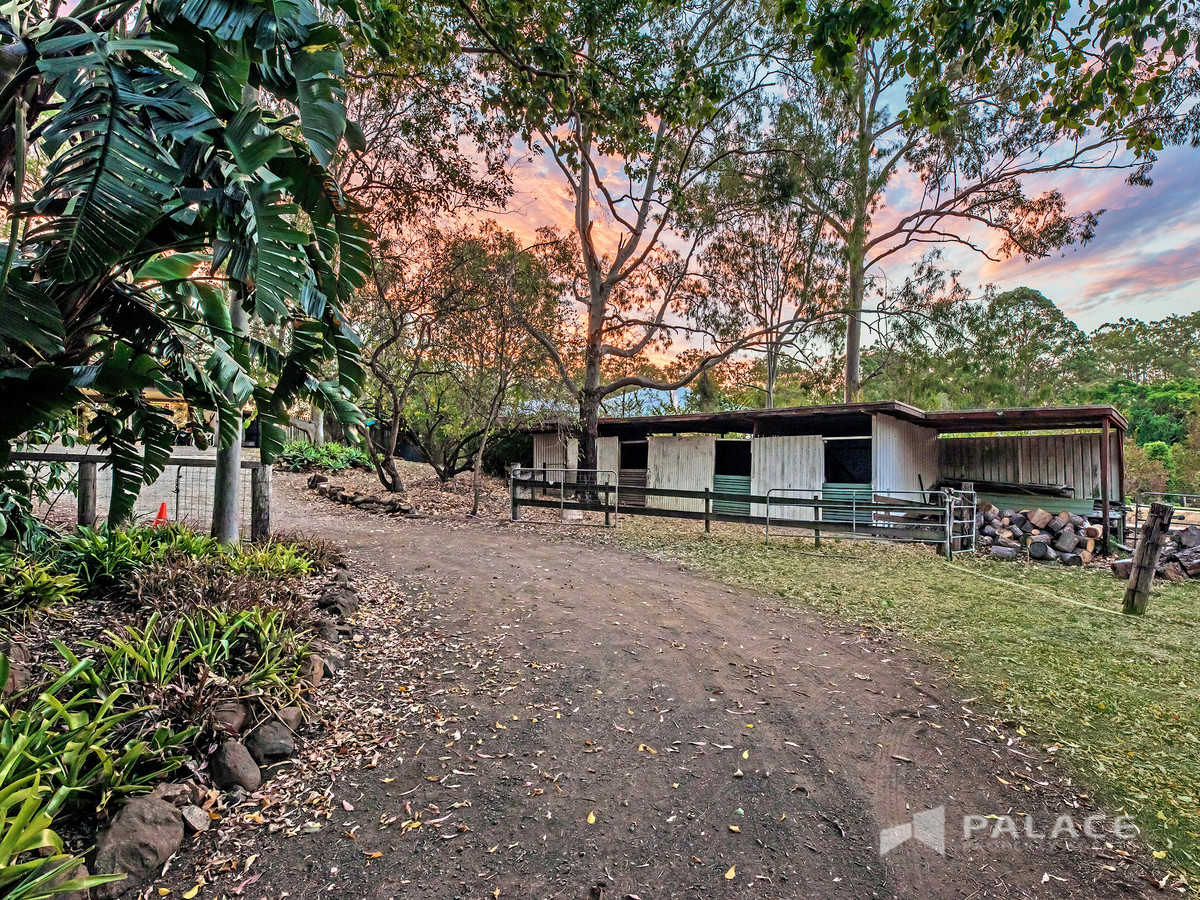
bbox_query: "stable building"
[527,401,1126,532]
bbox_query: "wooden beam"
[1100,420,1111,555]
[1123,501,1173,615]
[77,461,97,527]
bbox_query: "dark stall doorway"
[824,438,872,485]
[619,440,648,507]
[713,440,752,515]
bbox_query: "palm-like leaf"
[32,36,187,283]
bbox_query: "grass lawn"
[614,520,1200,889]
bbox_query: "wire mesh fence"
[16,452,254,535]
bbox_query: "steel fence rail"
[509,470,979,557]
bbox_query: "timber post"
[1100,419,1111,555]
[510,465,519,520]
[1122,501,1173,615]
[603,481,611,527]
[813,494,821,550]
[77,461,97,527]
[250,464,272,543]
[704,487,711,533]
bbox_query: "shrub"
[225,543,312,578]
[51,524,313,605]
[129,558,316,633]
[0,651,195,816]
[269,530,343,567]
[278,440,370,472]
[91,608,310,704]
[52,526,151,600]
[0,776,119,900]
[0,554,81,619]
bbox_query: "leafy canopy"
[0,0,408,522]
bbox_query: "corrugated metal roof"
[589,401,1127,438]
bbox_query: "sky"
[488,141,1200,335]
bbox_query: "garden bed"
[0,524,368,899]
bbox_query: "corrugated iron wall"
[532,433,577,475]
[872,415,939,498]
[749,434,823,521]
[646,435,714,511]
[937,431,1120,500]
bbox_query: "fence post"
[250,464,272,543]
[510,466,520,520]
[77,461,97,527]
[813,494,821,550]
[944,493,953,560]
[704,487,711,533]
[603,480,611,527]
[1123,501,1173,615]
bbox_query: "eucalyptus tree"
[692,156,844,408]
[792,0,1198,156]
[453,0,817,471]
[773,40,1199,401]
[0,0,400,536]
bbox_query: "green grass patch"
[614,520,1200,888]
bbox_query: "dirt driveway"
[187,478,1157,899]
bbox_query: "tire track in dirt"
[224,478,1158,899]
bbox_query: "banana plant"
[0,0,392,522]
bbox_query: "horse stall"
[516,402,1127,549]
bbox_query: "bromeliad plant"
[0,553,81,619]
[0,775,119,900]
[0,0,400,523]
[91,608,310,702]
[0,652,195,815]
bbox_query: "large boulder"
[209,741,261,792]
[89,798,184,899]
[245,721,295,767]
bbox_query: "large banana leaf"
[33,35,188,283]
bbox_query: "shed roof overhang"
[590,401,1127,440]
[925,405,1128,434]
[595,401,926,440]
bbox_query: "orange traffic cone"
[153,502,169,527]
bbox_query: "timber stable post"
[1123,501,1174,615]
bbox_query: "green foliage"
[864,282,1091,409]
[224,544,313,578]
[1124,441,1171,499]
[0,0,385,525]
[53,527,157,601]
[0,556,82,620]
[791,0,1196,155]
[1074,379,1200,446]
[483,431,533,477]
[49,524,313,602]
[1144,441,1175,470]
[92,609,309,702]
[0,775,119,900]
[0,652,194,816]
[278,440,371,472]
